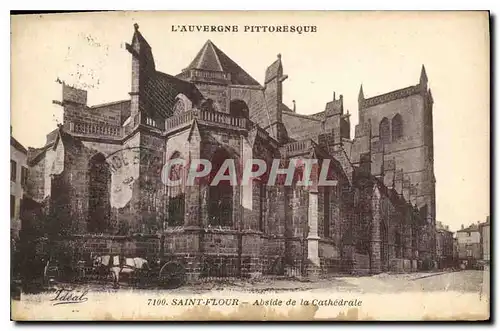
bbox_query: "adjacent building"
[10,134,28,240]
[436,221,454,269]
[479,216,490,265]
[456,223,482,268]
[22,24,438,280]
[453,236,459,267]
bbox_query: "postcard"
[10,11,490,321]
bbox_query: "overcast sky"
[11,11,489,231]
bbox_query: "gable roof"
[184,40,261,86]
[89,100,131,125]
[28,127,85,166]
[457,224,480,233]
[11,136,27,154]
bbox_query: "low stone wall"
[49,234,161,260]
[352,253,371,275]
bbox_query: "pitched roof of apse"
[184,40,261,86]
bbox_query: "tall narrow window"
[10,160,16,182]
[167,151,185,226]
[21,166,28,187]
[379,117,390,144]
[10,195,15,218]
[209,149,233,227]
[392,114,403,141]
[88,153,111,233]
[395,230,402,258]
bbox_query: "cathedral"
[22,23,437,280]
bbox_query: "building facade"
[453,236,459,266]
[11,135,28,240]
[23,24,437,279]
[436,221,454,269]
[456,223,481,268]
[479,216,490,265]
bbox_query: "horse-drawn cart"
[43,255,187,289]
[35,233,188,290]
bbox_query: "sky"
[11,11,489,232]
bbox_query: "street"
[21,269,486,295]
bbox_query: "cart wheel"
[159,261,186,289]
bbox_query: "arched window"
[379,117,390,144]
[88,153,111,233]
[319,158,336,239]
[230,99,249,118]
[395,229,402,258]
[166,151,185,226]
[172,94,192,116]
[208,148,233,227]
[200,98,219,112]
[392,114,403,141]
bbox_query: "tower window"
[392,114,403,141]
[379,117,390,144]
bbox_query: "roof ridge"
[209,41,224,72]
[184,39,260,86]
[90,99,130,109]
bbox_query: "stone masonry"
[22,24,437,281]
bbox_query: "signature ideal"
[50,288,89,306]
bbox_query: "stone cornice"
[360,84,423,109]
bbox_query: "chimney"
[292,100,296,112]
[461,224,464,230]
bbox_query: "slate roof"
[457,224,480,233]
[11,136,27,154]
[45,128,59,145]
[90,100,131,125]
[28,146,49,166]
[27,127,84,166]
[184,40,261,86]
[142,71,204,117]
